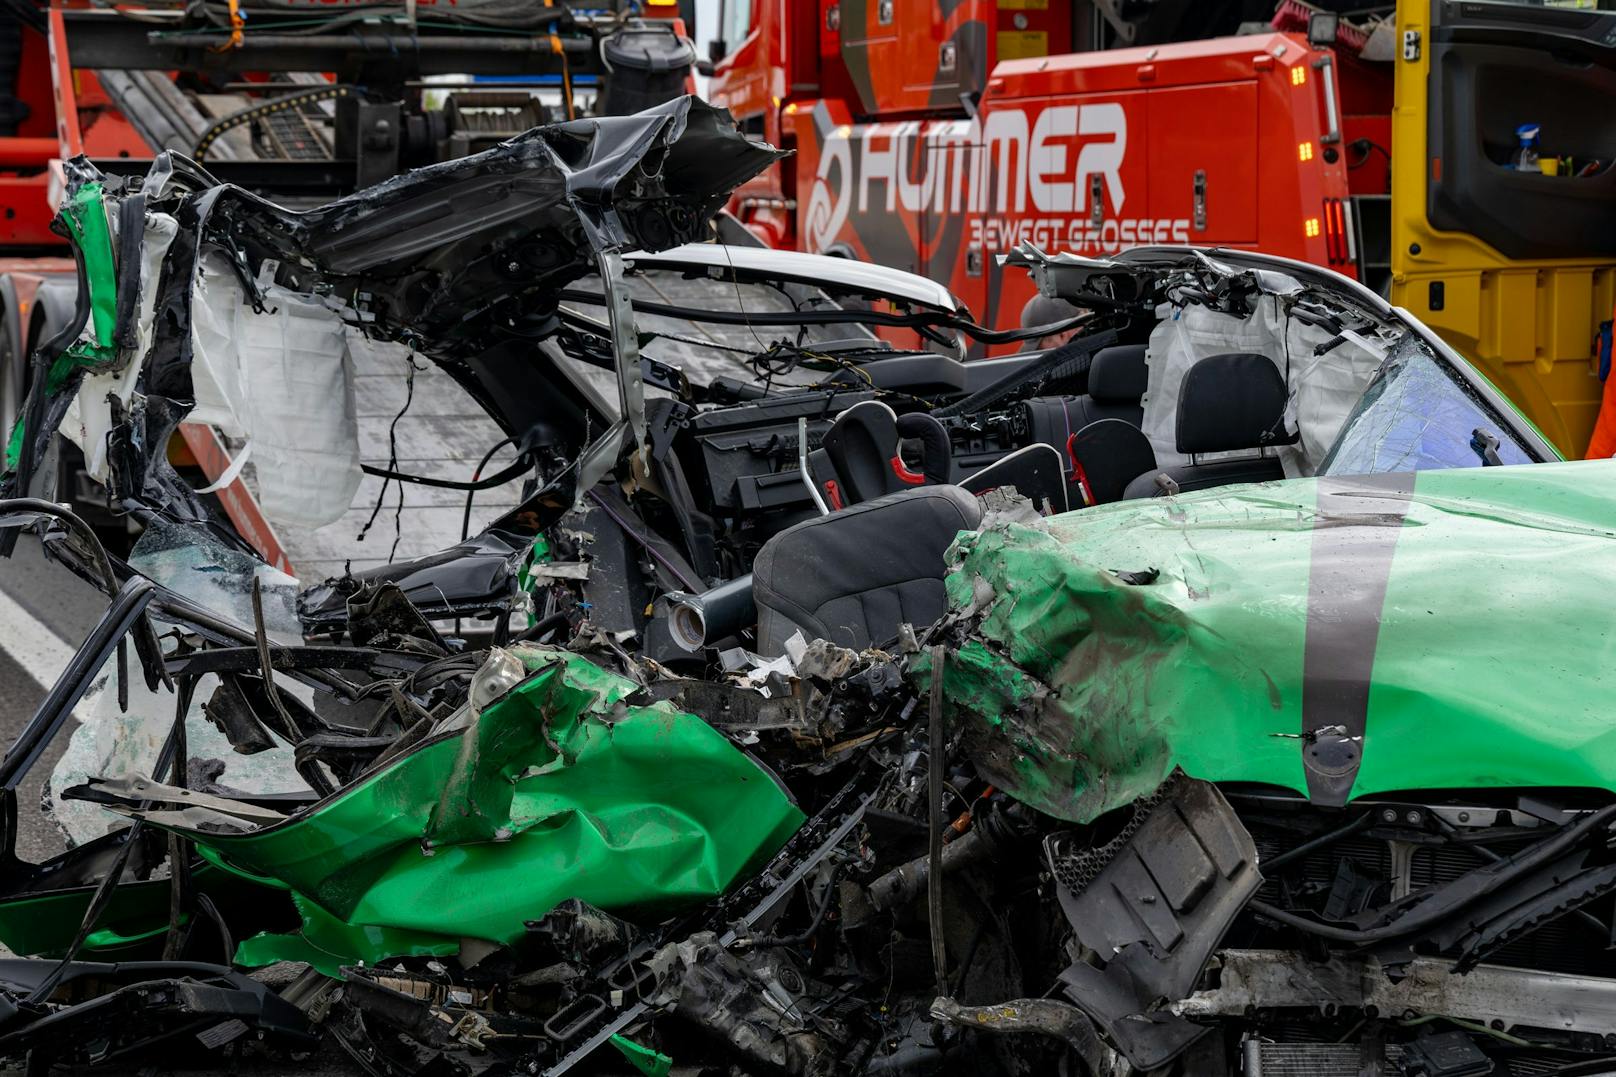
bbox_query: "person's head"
[1018,294,1086,351]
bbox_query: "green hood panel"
[940,460,1616,823]
[142,649,804,976]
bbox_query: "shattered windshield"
[1320,336,1535,474]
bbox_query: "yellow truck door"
[1391,0,1616,457]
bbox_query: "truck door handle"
[1313,55,1341,145]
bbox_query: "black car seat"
[819,400,953,507]
[1121,352,1294,499]
[1079,343,1150,425]
[1018,345,1148,505]
[751,485,982,655]
[1018,344,1149,444]
[1067,418,1160,506]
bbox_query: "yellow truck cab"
[1392,0,1616,456]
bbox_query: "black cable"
[1348,138,1392,169]
[362,454,531,491]
[744,865,845,949]
[460,437,515,543]
[512,611,570,643]
[933,327,1117,418]
[1262,812,1371,872]
[357,353,420,558]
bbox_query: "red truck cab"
[707,2,1392,352]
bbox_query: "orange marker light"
[1290,66,1308,86]
[1298,141,1314,162]
[1303,217,1321,238]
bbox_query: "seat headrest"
[1176,353,1294,455]
[1087,345,1148,403]
[895,411,954,486]
[823,399,901,504]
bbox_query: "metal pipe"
[1314,54,1341,144]
[149,31,594,54]
[798,416,830,516]
[867,824,993,913]
[664,575,756,652]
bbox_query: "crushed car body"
[3,96,1616,1077]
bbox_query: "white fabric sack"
[235,285,360,529]
[188,255,251,436]
[186,259,361,529]
[1140,296,1291,469]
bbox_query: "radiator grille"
[1248,1042,1595,1077]
[1251,823,1615,977]
[1251,1042,1352,1076]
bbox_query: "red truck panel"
[823,0,1072,121]
[785,32,1358,350]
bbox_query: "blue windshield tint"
[1321,340,1533,474]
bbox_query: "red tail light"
[1322,198,1353,267]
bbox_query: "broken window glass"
[1319,337,1535,475]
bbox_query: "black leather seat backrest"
[752,485,982,656]
[1118,353,1295,500]
[1087,345,1149,410]
[821,400,903,504]
[1176,352,1293,456]
[1069,419,1158,505]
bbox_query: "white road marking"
[0,585,103,720]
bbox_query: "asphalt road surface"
[0,535,359,1076]
[0,536,108,864]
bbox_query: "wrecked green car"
[2,93,1613,1077]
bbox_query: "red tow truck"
[705,2,1393,352]
[704,0,1616,459]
